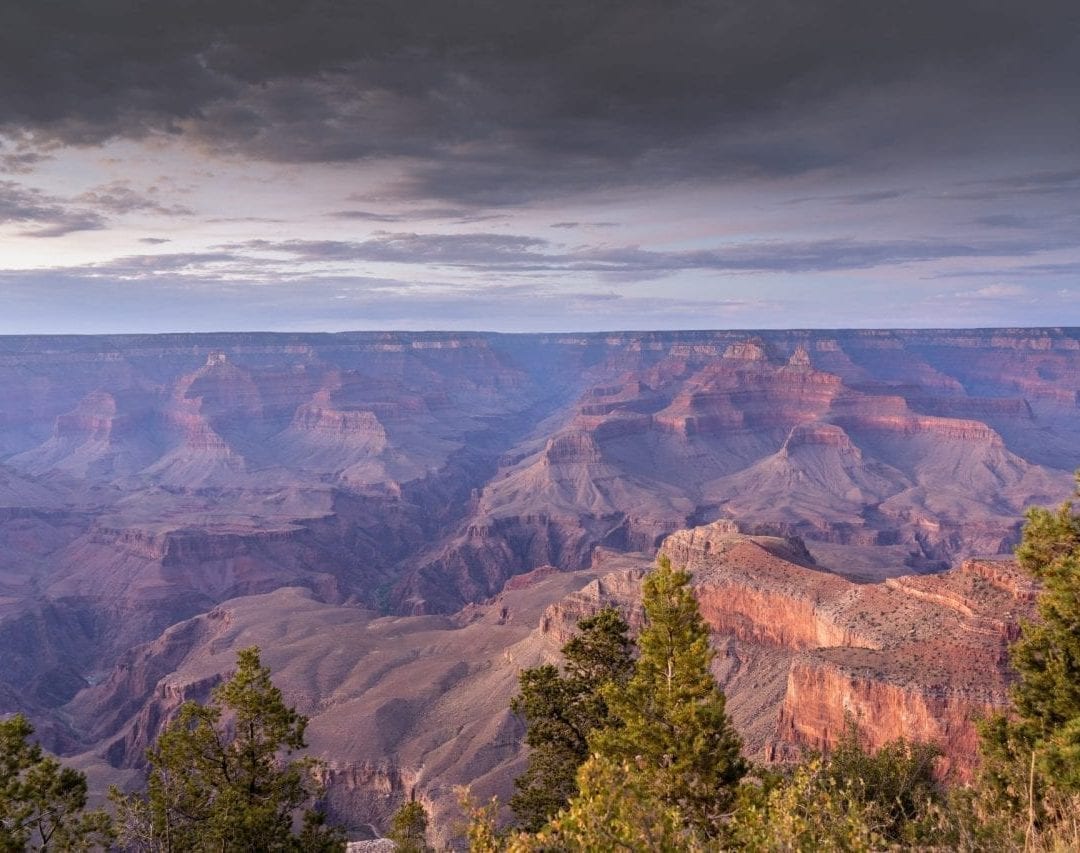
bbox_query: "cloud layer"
[2,0,1077,202]
[0,1,1076,332]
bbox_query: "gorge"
[0,328,1078,839]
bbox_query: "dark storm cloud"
[0,180,105,236]
[1,1,1076,203]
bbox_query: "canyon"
[0,328,1077,839]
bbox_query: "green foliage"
[976,711,1041,819]
[560,607,636,688]
[730,759,883,852]
[1012,489,1080,744]
[822,721,943,843]
[388,799,430,852]
[977,476,1080,825]
[973,473,1080,849]
[590,555,747,838]
[510,755,707,853]
[729,725,944,851]
[0,714,112,851]
[509,607,634,830]
[111,646,345,852]
[457,789,501,853]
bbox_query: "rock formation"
[0,328,1076,837]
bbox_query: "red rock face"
[0,329,1076,777]
[541,524,1035,780]
[662,523,1036,779]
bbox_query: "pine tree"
[590,555,747,838]
[1011,484,1080,772]
[978,474,1080,827]
[388,799,430,852]
[111,646,345,852]
[509,607,634,830]
[0,714,112,851]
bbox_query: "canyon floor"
[0,328,1077,840]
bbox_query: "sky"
[1,0,1078,334]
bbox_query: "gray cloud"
[228,230,1078,279]
[0,180,106,237]
[77,181,194,216]
[947,169,1080,202]
[931,260,1080,279]
[0,146,51,174]
[5,258,1075,335]
[233,234,551,267]
[0,1,1075,204]
[787,189,909,207]
[974,213,1038,229]
[83,252,242,276]
[330,206,500,224]
[0,178,191,239]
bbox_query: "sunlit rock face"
[663,524,1036,780]
[0,329,1076,827]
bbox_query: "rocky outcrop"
[291,401,387,442]
[771,658,998,778]
[655,521,1036,778]
[542,431,603,465]
[531,522,1032,778]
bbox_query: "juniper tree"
[979,475,1080,821]
[821,720,943,844]
[590,555,747,838]
[111,646,344,852]
[388,799,430,852]
[515,754,706,852]
[509,607,634,830]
